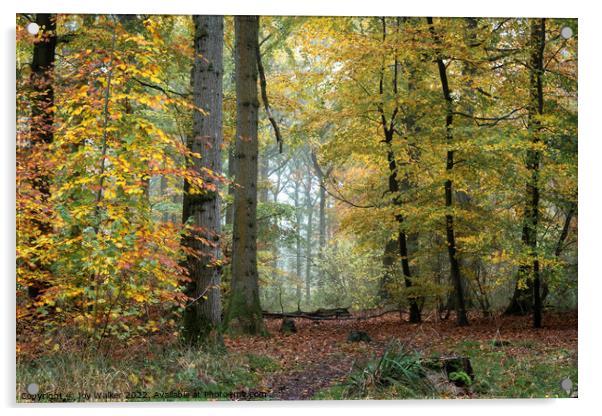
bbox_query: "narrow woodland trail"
[223,312,578,400]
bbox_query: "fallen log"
[263,307,350,319]
[262,307,401,321]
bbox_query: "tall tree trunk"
[375,18,421,323]
[387,143,421,324]
[310,151,329,259]
[293,169,303,310]
[270,168,282,294]
[225,144,236,226]
[380,240,397,301]
[427,16,469,326]
[505,19,546,329]
[310,150,330,290]
[528,18,545,329]
[318,184,326,252]
[555,203,575,258]
[27,13,57,299]
[160,174,169,222]
[304,173,314,304]
[171,186,182,224]
[225,15,265,335]
[258,149,270,203]
[182,15,224,344]
[541,201,576,303]
[225,31,238,228]
[30,14,56,150]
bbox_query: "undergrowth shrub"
[346,341,435,397]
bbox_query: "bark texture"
[225,15,265,335]
[182,15,224,343]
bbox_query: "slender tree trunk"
[27,13,57,299]
[384,138,421,323]
[225,15,265,335]
[555,203,575,258]
[310,150,330,290]
[258,149,270,203]
[30,14,56,150]
[318,185,326,252]
[171,187,182,224]
[528,19,545,329]
[376,18,421,323]
[305,174,314,304]
[380,240,397,301]
[225,31,238,228]
[271,169,281,293]
[160,174,169,222]
[385,145,422,323]
[310,151,329,259]
[225,144,235,226]
[505,19,546,329]
[541,202,576,302]
[316,185,326,289]
[427,16,469,326]
[182,15,224,344]
[294,170,303,310]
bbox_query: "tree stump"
[440,356,475,386]
[347,330,371,343]
[280,317,297,333]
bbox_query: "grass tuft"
[17,344,279,402]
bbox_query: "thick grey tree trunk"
[182,15,224,343]
[225,16,265,335]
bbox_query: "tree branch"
[256,34,284,153]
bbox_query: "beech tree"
[182,15,225,343]
[15,15,576,353]
[225,15,265,335]
[505,19,546,328]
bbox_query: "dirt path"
[265,353,353,400]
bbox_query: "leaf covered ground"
[17,311,577,402]
[225,311,578,400]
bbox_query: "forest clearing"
[16,13,577,402]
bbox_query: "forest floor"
[16,311,577,402]
[225,311,578,400]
